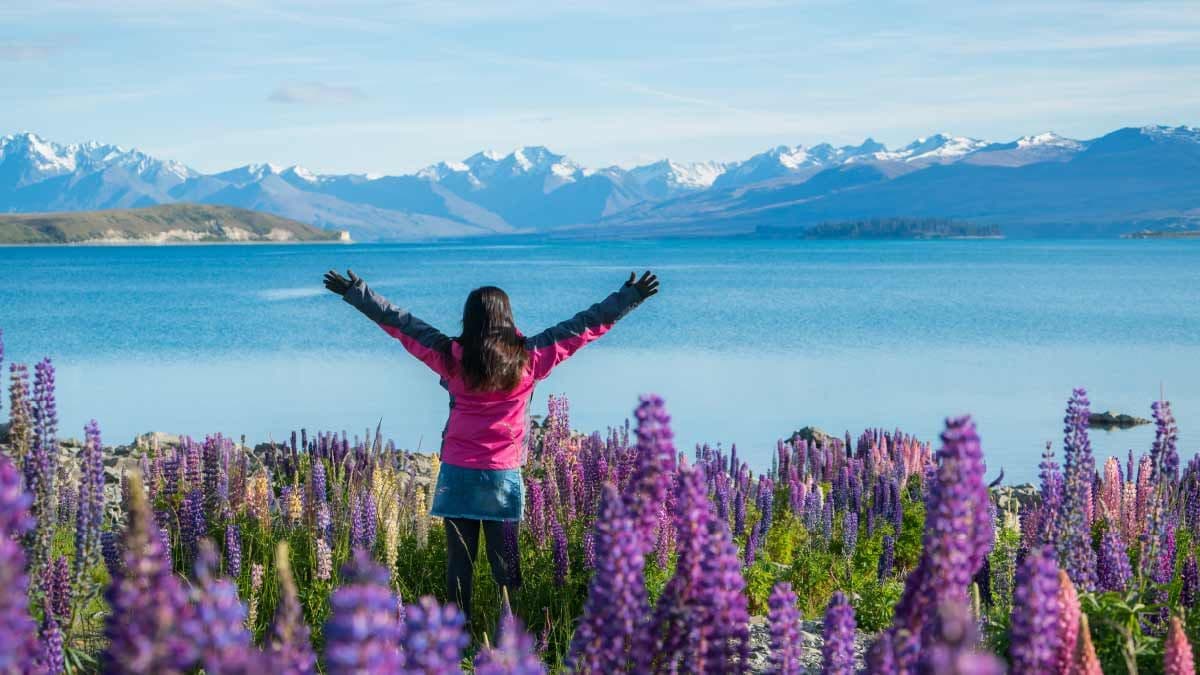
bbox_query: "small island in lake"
[0,204,348,244]
[755,217,1004,240]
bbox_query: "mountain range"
[2,126,1197,240]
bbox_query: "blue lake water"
[2,239,1198,484]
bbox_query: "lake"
[2,239,1197,484]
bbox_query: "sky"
[2,0,1199,175]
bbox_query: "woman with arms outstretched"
[323,268,659,626]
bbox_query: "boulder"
[791,426,835,447]
[1087,411,1151,430]
[132,431,182,450]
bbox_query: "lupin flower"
[324,551,403,674]
[1058,389,1097,591]
[878,534,895,581]
[768,582,802,675]
[1151,400,1179,481]
[918,601,1004,675]
[887,416,992,671]
[181,488,206,558]
[821,591,856,675]
[402,596,469,674]
[247,562,265,628]
[73,419,105,592]
[35,599,65,675]
[101,530,121,578]
[552,516,569,587]
[842,511,858,559]
[1054,570,1080,675]
[351,491,377,551]
[0,454,39,672]
[25,357,59,574]
[102,471,200,674]
[266,543,316,674]
[1009,545,1062,674]
[625,395,677,555]
[1183,553,1199,609]
[41,555,71,622]
[690,503,750,672]
[7,362,33,460]
[1164,616,1195,675]
[316,537,333,581]
[1097,529,1132,593]
[568,484,647,673]
[1074,614,1103,675]
[191,539,256,673]
[225,524,242,580]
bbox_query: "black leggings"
[444,518,522,623]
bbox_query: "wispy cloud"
[267,81,366,104]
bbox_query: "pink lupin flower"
[1073,614,1103,675]
[1054,570,1080,675]
[1164,616,1196,675]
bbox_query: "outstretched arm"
[527,271,658,380]
[325,269,452,377]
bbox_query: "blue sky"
[2,1,1198,174]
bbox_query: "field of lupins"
[1,325,1199,674]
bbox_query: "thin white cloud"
[267,82,366,104]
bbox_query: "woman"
[323,268,659,624]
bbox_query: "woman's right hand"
[323,268,361,296]
[625,270,659,300]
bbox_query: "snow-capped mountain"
[712,139,885,189]
[626,160,727,199]
[2,125,1196,239]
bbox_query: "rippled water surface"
[2,239,1198,483]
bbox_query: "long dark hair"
[454,286,528,392]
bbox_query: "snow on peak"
[628,159,728,191]
[1016,132,1082,150]
[283,165,319,182]
[1140,125,1200,143]
[872,133,987,163]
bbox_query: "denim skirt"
[430,462,525,522]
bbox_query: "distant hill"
[0,204,344,244]
[2,126,1198,240]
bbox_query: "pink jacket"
[344,280,644,470]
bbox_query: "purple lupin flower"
[7,362,33,459]
[0,454,39,672]
[1096,529,1132,593]
[822,591,856,675]
[35,598,65,675]
[918,601,1004,675]
[887,415,992,672]
[191,539,258,673]
[733,486,747,537]
[73,420,105,591]
[1151,399,1179,482]
[1009,544,1062,674]
[568,484,647,673]
[1058,389,1097,591]
[41,555,71,622]
[224,524,242,580]
[101,530,121,578]
[266,542,316,674]
[1182,553,1198,609]
[552,517,569,587]
[690,502,751,673]
[526,479,546,546]
[768,582,802,675]
[842,511,858,559]
[323,550,403,674]
[644,462,712,670]
[25,357,59,574]
[102,472,200,674]
[744,524,760,565]
[474,613,546,675]
[1037,442,1065,550]
[879,534,896,581]
[624,395,677,555]
[351,491,377,551]
[402,596,469,674]
[181,488,206,559]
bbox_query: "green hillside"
[0,204,345,244]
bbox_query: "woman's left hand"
[323,269,361,295]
